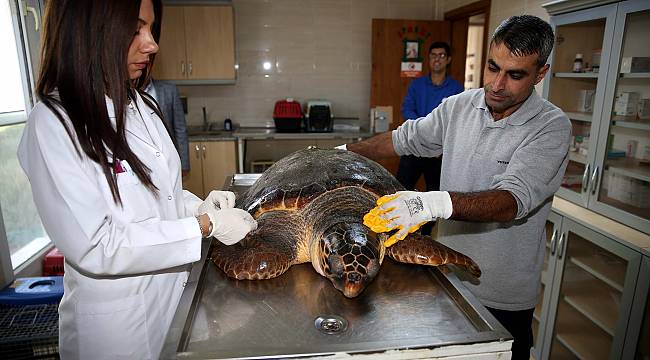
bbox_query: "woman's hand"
[201,208,258,245]
[196,190,236,215]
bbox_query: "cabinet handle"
[194,144,200,158]
[581,163,590,193]
[188,62,193,75]
[590,166,600,195]
[22,3,40,31]
[181,61,186,75]
[550,229,558,256]
[201,145,206,159]
[557,233,566,260]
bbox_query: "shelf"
[562,278,620,336]
[607,158,650,183]
[554,72,599,78]
[619,72,650,78]
[569,151,588,164]
[554,301,611,360]
[550,337,578,360]
[597,194,650,220]
[569,255,625,292]
[565,112,593,122]
[611,119,650,131]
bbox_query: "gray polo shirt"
[392,88,571,311]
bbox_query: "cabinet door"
[152,6,187,80]
[544,4,617,206]
[532,212,563,360]
[245,140,315,173]
[542,218,642,360]
[622,255,650,359]
[183,142,205,199]
[184,6,235,80]
[202,141,237,193]
[590,0,650,234]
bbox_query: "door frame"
[444,0,491,88]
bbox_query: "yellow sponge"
[363,194,425,247]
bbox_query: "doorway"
[465,13,486,89]
[444,0,491,89]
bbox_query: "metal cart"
[161,175,512,359]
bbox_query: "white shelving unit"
[544,0,650,234]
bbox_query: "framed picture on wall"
[402,39,422,61]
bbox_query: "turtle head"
[314,222,383,298]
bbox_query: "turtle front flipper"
[211,211,302,280]
[387,233,481,278]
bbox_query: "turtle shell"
[236,148,404,217]
[213,147,482,298]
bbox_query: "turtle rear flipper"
[386,233,481,278]
[211,211,301,280]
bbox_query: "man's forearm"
[449,190,517,222]
[347,132,397,160]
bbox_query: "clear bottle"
[572,53,584,73]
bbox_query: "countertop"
[188,127,373,141]
[552,196,650,256]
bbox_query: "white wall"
[180,0,555,129]
[181,0,440,130]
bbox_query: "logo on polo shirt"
[497,160,509,165]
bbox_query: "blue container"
[0,277,64,306]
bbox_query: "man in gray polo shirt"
[340,15,570,360]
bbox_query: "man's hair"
[491,15,554,68]
[429,41,451,56]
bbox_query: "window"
[0,0,47,284]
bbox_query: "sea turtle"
[211,148,480,298]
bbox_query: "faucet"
[202,106,209,131]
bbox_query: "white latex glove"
[195,190,236,216]
[203,208,258,245]
[334,144,347,150]
[364,191,452,246]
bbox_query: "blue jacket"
[401,75,464,120]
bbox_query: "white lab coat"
[18,92,204,359]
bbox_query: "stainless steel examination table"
[161,174,513,359]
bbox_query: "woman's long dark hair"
[37,0,163,206]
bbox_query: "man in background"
[398,41,463,233]
[146,79,190,174]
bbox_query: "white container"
[620,57,650,73]
[638,99,650,120]
[642,145,650,162]
[627,140,638,158]
[614,92,640,116]
[372,106,393,133]
[577,89,595,113]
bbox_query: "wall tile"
[184,0,440,129]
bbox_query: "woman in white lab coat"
[17,1,257,358]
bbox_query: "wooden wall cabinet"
[184,140,237,199]
[153,5,235,84]
[543,0,650,233]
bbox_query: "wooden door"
[202,141,237,193]
[152,6,187,80]
[370,19,451,175]
[183,141,205,198]
[184,6,235,80]
[448,18,469,87]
